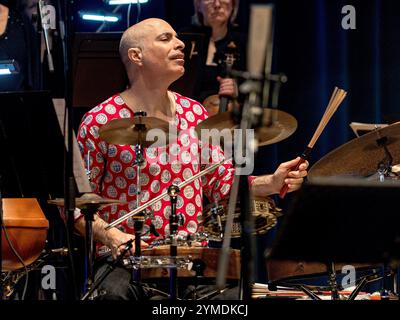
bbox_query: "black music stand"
[267,177,400,299]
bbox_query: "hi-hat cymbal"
[48,193,125,209]
[309,122,400,177]
[195,109,297,147]
[99,116,173,147]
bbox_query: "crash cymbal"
[48,193,125,209]
[195,109,297,147]
[309,122,400,178]
[99,116,173,147]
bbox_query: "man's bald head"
[119,18,173,67]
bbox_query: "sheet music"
[52,98,92,194]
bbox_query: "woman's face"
[199,0,233,27]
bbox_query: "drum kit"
[5,96,400,299]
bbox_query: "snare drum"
[124,245,240,280]
[202,196,282,241]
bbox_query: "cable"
[127,4,132,28]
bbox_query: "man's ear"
[127,48,143,65]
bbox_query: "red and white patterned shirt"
[77,92,235,243]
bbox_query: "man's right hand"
[105,227,149,260]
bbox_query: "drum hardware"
[81,239,134,301]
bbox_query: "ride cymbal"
[309,122,400,177]
[195,108,297,147]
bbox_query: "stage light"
[0,60,19,75]
[107,0,148,5]
[80,13,120,22]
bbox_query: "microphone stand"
[37,0,54,72]
[168,185,180,300]
[56,0,78,299]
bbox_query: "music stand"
[72,32,128,109]
[267,177,400,299]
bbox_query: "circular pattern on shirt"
[91,167,100,179]
[110,205,118,215]
[99,141,108,154]
[84,114,93,125]
[170,143,181,157]
[153,216,164,229]
[182,168,193,181]
[92,105,103,113]
[119,193,127,202]
[180,118,188,130]
[115,177,127,189]
[181,151,191,164]
[172,178,182,186]
[120,150,133,163]
[214,193,221,202]
[96,113,108,125]
[201,148,211,163]
[171,160,181,174]
[128,201,137,211]
[179,133,190,147]
[163,205,171,220]
[119,108,131,118]
[180,98,190,108]
[186,221,198,234]
[214,180,221,190]
[110,161,122,173]
[185,111,195,123]
[128,184,137,196]
[146,147,157,159]
[190,143,198,156]
[194,179,200,191]
[151,200,162,212]
[140,190,150,203]
[85,139,96,152]
[95,153,104,163]
[114,96,125,105]
[106,185,117,198]
[183,185,194,199]
[108,145,118,158]
[185,203,196,216]
[194,194,201,207]
[176,195,184,209]
[126,216,135,229]
[175,104,183,114]
[105,104,116,114]
[90,125,100,139]
[211,149,220,163]
[141,225,150,236]
[161,170,171,184]
[220,184,230,195]
[139,173,149,186]
[124,166,136,180]
[189,127,198,139]
[149,163,161,176]
[150,180,160,194]
[159,152,169,165]
[193,104,203,116]
[79,126,87,139]
[218,166,226,175]
[164,224,170,236]
[118,210,127,219]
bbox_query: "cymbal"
[48,193,125,209]
[195,109,297,147]
[309,122,400,177]
[99,116,173,147]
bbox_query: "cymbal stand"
[81,240,134,300]
[375,135,394,182]
[81,204,98,293]
[168,184,180,300]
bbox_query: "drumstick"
[279,87,347,198]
